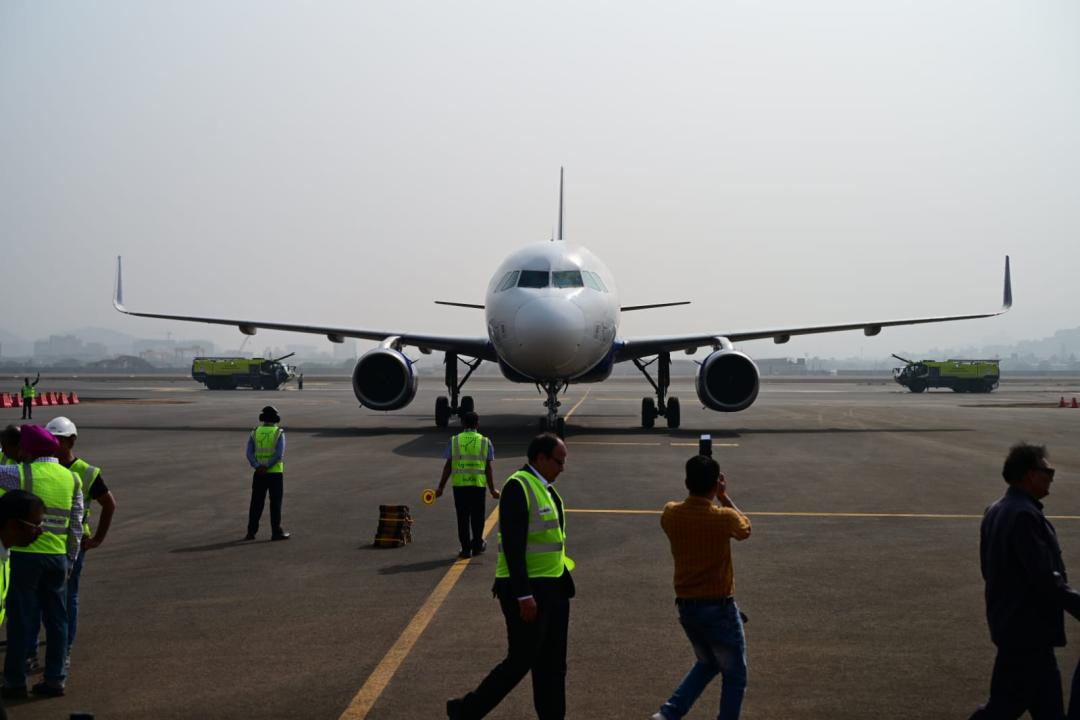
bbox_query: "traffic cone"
[0,394,11,409]
[1060,397,1067,408]
[68,392,79,405]
[1073,398,1079,409]
[56,393,67,405]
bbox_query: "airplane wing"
[112,257,496,360]
[616,256,1012,362]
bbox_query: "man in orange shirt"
[652,455,752,720]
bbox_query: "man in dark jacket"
[970,443,1080,719]
[447,433,574,720]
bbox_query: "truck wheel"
[908,382,925,393]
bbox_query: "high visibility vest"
[11,462,81,556]
[450,431,490,487]
[0,554,8,627]
[0,453,15,465]
[495,470,575,579]
[252,425,284,473]
[21,384,35,400]
[69,458,101,535]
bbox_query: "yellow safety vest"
[0,553,9,626]
[495,469,574,579]
[69,458,101,536]
[450,431,490,487]
[252,425,284,473]
[21,384,35,400]
[0,453,15,466]
[11,462,81,556]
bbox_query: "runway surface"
[4,374,1080,719]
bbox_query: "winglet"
[556,166,564,241]
[1003,255,1012,309]
[113,256,127,312]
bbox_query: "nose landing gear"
[633,352,681,429]
[434,352,481,428]
[536,381,567,438]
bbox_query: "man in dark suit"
[447,433,575,720]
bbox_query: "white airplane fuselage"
[484,241,620,382]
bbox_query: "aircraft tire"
[642,397,656,429]
[666,397,681,429]
[435,396,451,427]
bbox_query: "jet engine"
[352,348,418,411]
[695,350,760,412]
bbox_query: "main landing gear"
[537,381,567,438]
[434,352,481,428]
[633,352,680,429]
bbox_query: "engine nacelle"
[352,348,418,411]
[695,350,760,412]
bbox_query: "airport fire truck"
[191,353,297,390]
[891,354,1000,393]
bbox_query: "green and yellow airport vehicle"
[191,353,297,390]
[891,354,1000,393]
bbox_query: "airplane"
[114,169,1012,436]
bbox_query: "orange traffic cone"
[1073,398,1079,409]
[1060,397,1067,408]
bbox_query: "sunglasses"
[1033,467,1056,479]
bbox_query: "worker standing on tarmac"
[435,412,500,559]
[19,375,39,421]
[0,427,20,465]
[0,424,82,699]
[244,406,290,541]
[38,417,116,666]
[0,490,48,720]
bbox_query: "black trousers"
[21,398,31,419]
[970,646,1064,720]
[453,486,486,552]
[247,472,284,536]
[458,589,570,720]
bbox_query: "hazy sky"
[2,1,1077,359]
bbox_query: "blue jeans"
[3,553,68,687]
[659,599,747,720]
[28,548,84,660]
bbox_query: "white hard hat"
[45,416,77,437]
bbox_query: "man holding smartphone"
[652,454,752,720]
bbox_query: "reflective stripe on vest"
[451,431,489,487]
[13,462,80,556]
[252,425,284,473]
[69,459,100,535]
[0,556,8,627]
[495,470,574,579]
[21,385,35,400]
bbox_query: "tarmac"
[4,373,1080,719]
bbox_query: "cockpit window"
[583,271,608,292]
[517,270,550,288]
[551,270,583,288]
[496,271,520,292]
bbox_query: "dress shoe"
[446,698,463,719]
[457,549,471,559]
[243,533,256,541]
[31,681,64,697]
[271,532,291,541]
[472,540,487,555]
[1,686,27,700]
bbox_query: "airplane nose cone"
[513,297,586,376]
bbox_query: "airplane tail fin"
[557,166,564,241]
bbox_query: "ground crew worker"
[436,412,500,558]
[447,433,575,720]
[244,406,289,541]
[0,424,82,699]
[0,489,47,720]
[0,427,19,465]
[39,416,116,664]
[19,375,39,421]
